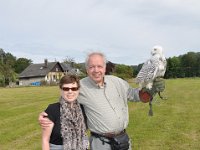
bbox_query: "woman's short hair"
[59,74,80,89]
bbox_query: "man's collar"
[88,76,106,88]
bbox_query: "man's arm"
[38,112,52,128]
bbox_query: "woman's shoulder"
[48,102,60,107]
[45,102,60,122]
[46,102,60,112]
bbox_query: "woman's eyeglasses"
[62,87,79,91]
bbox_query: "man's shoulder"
[80,77,93,88]
[105,75,123,82]
[105,75,129,89]
[80,77,90,84]
[80,76,89,82]
[106,75,118,79]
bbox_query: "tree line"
[0,47,200,87]
[165,52,200,78]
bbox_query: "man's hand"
[38,112,52,129]
[139,78,165,103]
[150,78,165,96]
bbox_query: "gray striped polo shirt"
[78,75,140,134]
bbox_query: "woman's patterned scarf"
[60,97,88,150]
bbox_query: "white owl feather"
[135,45,167,90]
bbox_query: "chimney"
[44,59,48,68]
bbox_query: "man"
[39,52,165,150]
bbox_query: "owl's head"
[151,45,163,56]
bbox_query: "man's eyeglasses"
[62,87,79,91]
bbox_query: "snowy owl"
[135,45,167,90]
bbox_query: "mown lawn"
[0,78,200,150]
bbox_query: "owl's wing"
[136,58,159,87]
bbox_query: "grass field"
[0,78,200,150]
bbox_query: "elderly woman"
[42,74,88,150]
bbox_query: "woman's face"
[60,82,79,103]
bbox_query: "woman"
[42,74,89,150]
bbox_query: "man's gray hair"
[85,52,107,69]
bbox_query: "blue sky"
[0,0,199,65]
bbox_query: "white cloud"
[0,0,200,65]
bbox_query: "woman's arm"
[42,120,54,150]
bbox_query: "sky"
[0,0,200,65]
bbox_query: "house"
[61,63,83,75]
[19,59,65,86]
[106,61,115,75]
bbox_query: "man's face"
[86,54,106,85]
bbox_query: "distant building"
[106,61,115,75]
[19,59,66,86]
[60,63,82,75]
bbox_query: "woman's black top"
[45,102,63,145]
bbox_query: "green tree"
[196,52,200,76]
[14,58,32,73]
[181,52,198,77]
[165,57,183,78]
[0,48,6,64]
[0,63,17,86]
[4,53,16,68]
[0,49,19,86]
[0,65,5,86]
[113,64,133,79]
